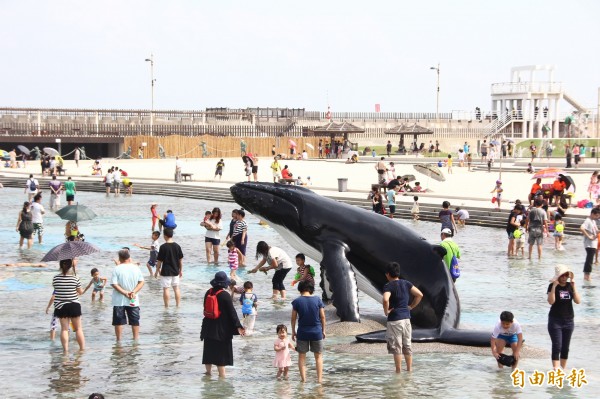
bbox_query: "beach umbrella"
[55,204,97,222]
[305,143,315,150]
[17,145,30,155]
[559,174,576,192]
[0,149,9,161]
[41,241,100,262]
[401,174,416,182]
[413,163,445,182]
[241,155,254,166]
[43,147,60,156]
[532,168,564,180]
[288,139,297,147]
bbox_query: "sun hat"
[550,264,574,282]
[441,228,453,235]
[210,271,230,288]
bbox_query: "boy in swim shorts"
[134,231,161,277]
[491,311,523,369]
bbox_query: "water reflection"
[48,352,86,396]
[200,377,235,399]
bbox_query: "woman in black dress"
[16,201,34,249]
[201,271,245,378]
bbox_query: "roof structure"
[384,123,433,135]
[307,122,365,134]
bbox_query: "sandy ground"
[3,155,598,214]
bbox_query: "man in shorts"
[526,198,548,260]
[155,228,184,307]
[111,249,144,341]
[291,281,326,383]
[383,262,423,373]
[30,193,46,244]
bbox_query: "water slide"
[563,92,587,113]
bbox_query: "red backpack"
[204,288,223,319]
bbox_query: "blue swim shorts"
[497,333,518,344]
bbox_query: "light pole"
[144,54,155,136]
[430,63,440,120]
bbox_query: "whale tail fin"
[356,327,491,347]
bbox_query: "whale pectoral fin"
[320,241,360,323]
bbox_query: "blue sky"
[1,0,599,112]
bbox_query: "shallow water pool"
[0,188,598,398]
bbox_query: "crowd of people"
[6,144,598,392]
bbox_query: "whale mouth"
[230,182,306,227]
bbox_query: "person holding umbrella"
[52,258,85,353]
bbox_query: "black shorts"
[205,237,221,246]
[112,306,140,326]
[252,166,258,173]
[54,302,82,318]
[389,205,396,214]
[66,194,75,202]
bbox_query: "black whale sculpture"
[230,182,490,346]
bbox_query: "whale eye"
[304,224,320,233]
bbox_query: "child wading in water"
[447,154,453,174]
[411,196,420,220]
[226,240,243,280]
[513,220,526,257]
[491,180,503,210]
[273,324,294,379]
[151,203,160,231]
[490,311,523,370]
[82,268,108,301]
[228,279,245,301]
[134,230,161,277]
[240,281,258,334]
[553,214,565,251]
[46,291,57,340]
[291,253,315,286]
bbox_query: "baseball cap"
[441,228,452,235]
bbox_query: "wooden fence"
[123,135,327,159]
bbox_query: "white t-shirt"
[581,217,598,248]
[491,319,522,338]
[151,239,159,252]
[204,219,223,239]
[30,202,45,223]
[176,159,182,170]
[111,263,144,307]
[26,178,39,193]
[105,172,113,184]
[456,209,470,220]
[113,171,122,183]
[267,247,292,270]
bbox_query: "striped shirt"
[52,274,81,309]
[232,219,247,237]
[228,249,239,269]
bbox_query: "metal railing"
[491,81,564,94]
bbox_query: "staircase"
[563,92,588,114]
[484,111,513,139]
